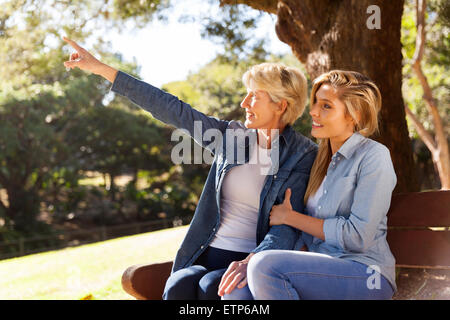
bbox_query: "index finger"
[224,272,245,294]
[218,271,236,296]
[62,36,84,52]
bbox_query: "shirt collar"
[336,132,366,159]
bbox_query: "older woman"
[63,37,317,300]
[229,70,397,300]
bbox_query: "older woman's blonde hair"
[242,62,308,126]
[304,70,382,203]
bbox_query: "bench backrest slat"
[387,229,450,269]
[386,190,450,268]
[387,191,450,227]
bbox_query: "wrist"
[284,209,296,226]
[96,62,118,83]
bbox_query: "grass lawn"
[0,226,188,300]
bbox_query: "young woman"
[224,70,397,300]
[62,37,317,299]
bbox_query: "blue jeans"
[163,246,248,300]
[223,250,394,300]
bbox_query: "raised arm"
[62,37,229,151]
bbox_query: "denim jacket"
[297,133,398,291]
[111,71,317,272]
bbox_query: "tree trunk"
[5,187,40,233]
[222,0,419,193]
[109,173,117,201]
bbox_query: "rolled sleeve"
[251,225,300,253]
[323,217,342,248]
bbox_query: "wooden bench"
[121,190,450,300]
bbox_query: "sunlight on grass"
[0,226,188,300]
[77,172,150,189]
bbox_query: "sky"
[103,0,291,88]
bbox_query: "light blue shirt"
[295,133,398,292]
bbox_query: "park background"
[0,0,448,299]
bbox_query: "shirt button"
[200,245,204,249]
[274,175,277,179]
[318,206,322,210]
[324,190,327,194]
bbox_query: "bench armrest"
[121,261,173,300]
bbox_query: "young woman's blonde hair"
[304,70,382,203]
[242,62,308,126]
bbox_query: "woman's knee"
[197,268,226,300]
[247,250,294,295]
[163,265,208,300]
[248,250,284,278]
[221,285,253,300]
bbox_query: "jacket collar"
[260,125,293,148]
[279,125,294,146]
[239,125,293,149]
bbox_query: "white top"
[305,176,326,217]
[209,143,272,253]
